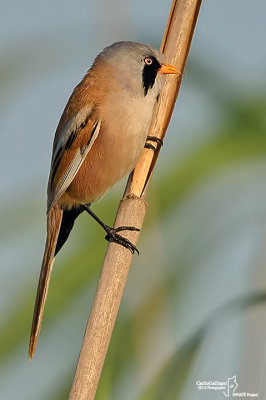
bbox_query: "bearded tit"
[29,41,179,359]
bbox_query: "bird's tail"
[28,204,63,360]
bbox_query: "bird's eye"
[144,57,153,65]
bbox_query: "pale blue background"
[1,1,266,399]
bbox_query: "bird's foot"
[82,204,140,254]
[145,136,163,151]
[104,225,140,254]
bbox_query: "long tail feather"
[28,205,63,359]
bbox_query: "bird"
[28,41,179,359]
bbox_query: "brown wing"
[47,106,101,210]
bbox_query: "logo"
[196,376,258,397]
[223,376,238,397]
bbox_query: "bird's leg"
[82,205,140,254]
[144,136,163,151]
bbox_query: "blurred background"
[1,0,266,398]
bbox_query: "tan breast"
[51,62,157,209]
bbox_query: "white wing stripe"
[52,105,92,166]
[48,121,101,210]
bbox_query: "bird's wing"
[47,106,101,210]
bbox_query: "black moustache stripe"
[142,56,161,96]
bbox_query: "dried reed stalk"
[69,1,202,399]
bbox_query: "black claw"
[113,226,140,233]
[144,143,157,151]
[82,205,140,254]
[104,226,140,255]
[146,136,163,147]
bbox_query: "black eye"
[144,57,153,65]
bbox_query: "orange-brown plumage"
[29,41,179,359]
[29,204,62,359]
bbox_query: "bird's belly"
[61,121,147,207]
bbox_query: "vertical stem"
[69,196,147,400]
[69,1,202,399]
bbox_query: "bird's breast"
[62,93,155,207]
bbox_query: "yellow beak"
[159,64,180,75]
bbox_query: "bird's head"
[93,41,180,98]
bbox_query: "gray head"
[94,41,167,97]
